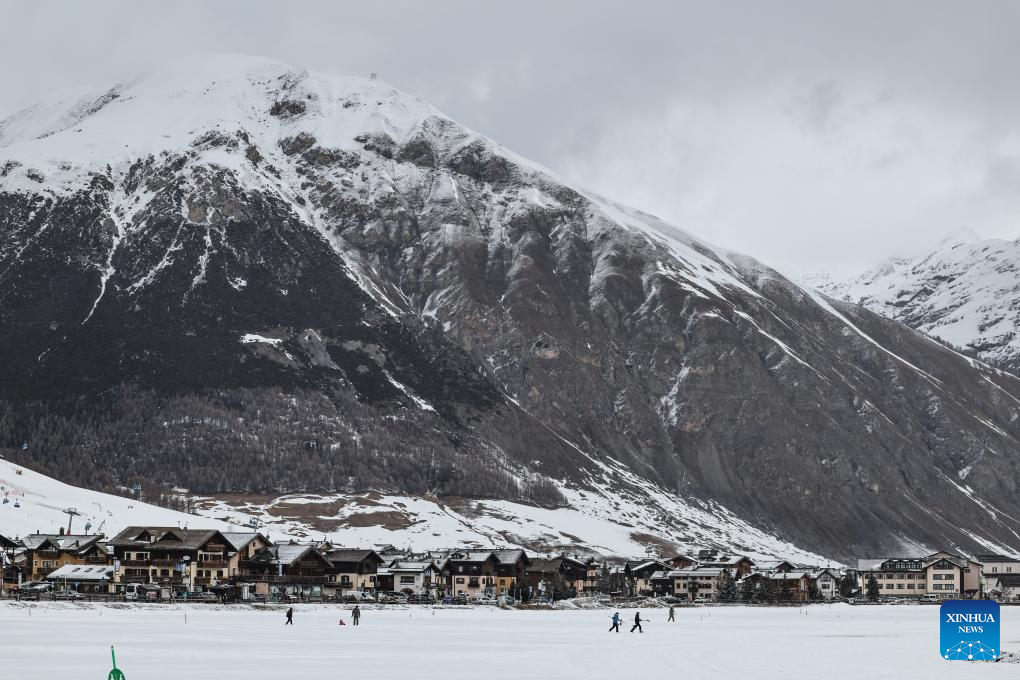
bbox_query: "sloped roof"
[390,561,436,572]
[699,554,754,566]
[272,544,315,565]
[493,549,528,565]
[221,532,267,551]
[447,550,496,563]
[669,567,726,577]
[974,553,1020,564]
[992,573,1020,587]
[109,527,225,551]
[325,549,382,564]
[46,564,113,581]
[769,571,811,581]
[22,534,102,553]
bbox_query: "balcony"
[119,560,151,568]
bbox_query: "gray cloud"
[2,0,1019,275]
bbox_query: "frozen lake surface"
[0,602,1015,678]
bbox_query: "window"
[400,576,415,585]
[896,574,905,579]
[897,584,905,589]
[455,578,465,584]
[907,584,914,589]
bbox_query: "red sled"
[338,618,346,626]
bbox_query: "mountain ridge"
[3,55,1020,562]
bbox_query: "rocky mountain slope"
[804,234,1020,374]
[3,56,1020,561]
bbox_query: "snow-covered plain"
[0,602,1014,679]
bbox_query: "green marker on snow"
[108,646,125,680]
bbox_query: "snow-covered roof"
[669,567,726,577]
[46,564,113,581]
[271,544,314,565]
[21,534,102,553]
[769,571,811,581]
[220,532,264,551]
[389,561,434,572]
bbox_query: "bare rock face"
[2,56,1020,561]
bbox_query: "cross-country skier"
[631,611,643,633]
[285,607,294,625]
[609,611,621,632]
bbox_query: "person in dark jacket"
[352,605,361,626]
[285,607,294,625]
[668,605,676,622]
[631,611,643,633]
[609,611,621,632]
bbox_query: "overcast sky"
[2,1,1018,276]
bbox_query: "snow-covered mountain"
[3,55,1020,562]
[804,233,1020,371]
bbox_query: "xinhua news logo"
[940,600,1000,661]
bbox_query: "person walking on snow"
[609,611,621,632]
[285,607,294,625]
[631,611,643,633]
[352,605,361,626]
[668,605,676,622]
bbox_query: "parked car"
[470,594,498,605]
[18,581,51,594]
[377,591,409,604]
[53,590,85,600]
[408,593,436,604]
[182,591,219,602]
[344,591,376,602]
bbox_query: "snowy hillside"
[4,55,1020,561]
[0,457,238,540]
[803,234,1020,371]
[0,456,831,563]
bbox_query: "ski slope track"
[3,55,1020,561]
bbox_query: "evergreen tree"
[739,577,755,603]
[866,575,880,601]
[837,573,856,598]
[717,570,738,602]
[808,579,821,601]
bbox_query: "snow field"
[0,603,1015,679]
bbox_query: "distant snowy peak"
[802,235,1020,369]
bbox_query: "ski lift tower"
[63,507,81,534]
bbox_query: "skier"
[352,605,361,626]
[630,610,643,633]
[285,607,294,625]
[668,605,676,622]
[609,611,621,632]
